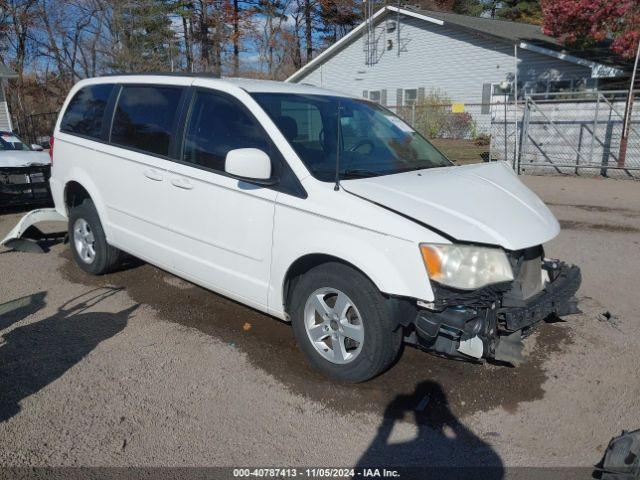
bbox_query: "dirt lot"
[0,174,639,471]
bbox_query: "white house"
[286,6,628,107]
[0,63,17,131]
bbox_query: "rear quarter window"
[110,85,183,157]
[60,84,114,138]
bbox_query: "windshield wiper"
[341,169,381,178]
[312,168,381,179]
[393,164,444,174]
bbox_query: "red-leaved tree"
[541,0,640,59]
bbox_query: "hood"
[342,162,560,251]
[0,150,51,168]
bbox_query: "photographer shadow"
[0,287,137,422]
[355,381,504,480]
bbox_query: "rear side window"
[111,85,183,157]
[60,84,114,138]
[182,91,271,172]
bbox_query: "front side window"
[111,85,183,156]
[60,84,114,138]
[251,93,452,182]
[182,91,272,173]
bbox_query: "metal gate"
[517,90,640,177]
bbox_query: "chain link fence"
[14,111,58,147]
[516,91,640,178]
[387,91,640,179]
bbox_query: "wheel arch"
[272,228,434,319]
[282,253,376,315]
[61,173,111,237]
[64,180,92,212]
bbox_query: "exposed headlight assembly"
[420,243,514,290]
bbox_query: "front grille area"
[0,166,52,205]
[504,246,544,304]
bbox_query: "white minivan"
[16,75,581,382]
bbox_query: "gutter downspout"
[1,80,13,131]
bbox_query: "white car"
[2,75,581,382]
[0,131,52,206]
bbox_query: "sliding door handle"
[171,177,194,190]
[143,168,164,181]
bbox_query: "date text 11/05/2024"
[232,468,400,477]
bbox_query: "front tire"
[68,199,122,275]
[290,262,402,383]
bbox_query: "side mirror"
[225,148,273,183]
[31,144,44,151]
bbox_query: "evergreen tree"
[488,0,543,24]
[110,0,178,72]
[451,0,484,16]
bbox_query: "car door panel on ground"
[163,88,278,308]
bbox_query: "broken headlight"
[420,243,514,290]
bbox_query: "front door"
[163,88,279,309]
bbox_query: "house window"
[491,82,527,101]
[369,91,381,103]
[280,100,323,143]
[492,83,511,96]
[404,89,417,106]
[548,80,573,93]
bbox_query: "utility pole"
[618,39,640,168]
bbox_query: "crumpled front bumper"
[498,262,581,332]
[0,165,52,207]
[412,259,581,365]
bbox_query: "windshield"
[251,93,452,181]
[0,132,31,151]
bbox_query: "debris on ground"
[597,311,620,328]
[596,429,640,479]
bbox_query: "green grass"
[430,139,489,165]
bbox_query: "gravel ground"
[0,174,639,470]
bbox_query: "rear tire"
[290,262,402,383]
[68,199,122,275]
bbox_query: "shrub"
[474,133,491,146]
[408,89,476,140]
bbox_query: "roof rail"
[97,71,222,78]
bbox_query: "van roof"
[84,73,355,98]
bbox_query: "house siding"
[295,15,591,105]
[0,81,12,131]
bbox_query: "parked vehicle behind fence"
[3,75,581,382]
[0,131,52,208]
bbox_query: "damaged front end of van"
[343,161,581,366]
[412,245,581,365]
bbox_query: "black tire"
[290,262,403,383]
[68,199,123,275]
